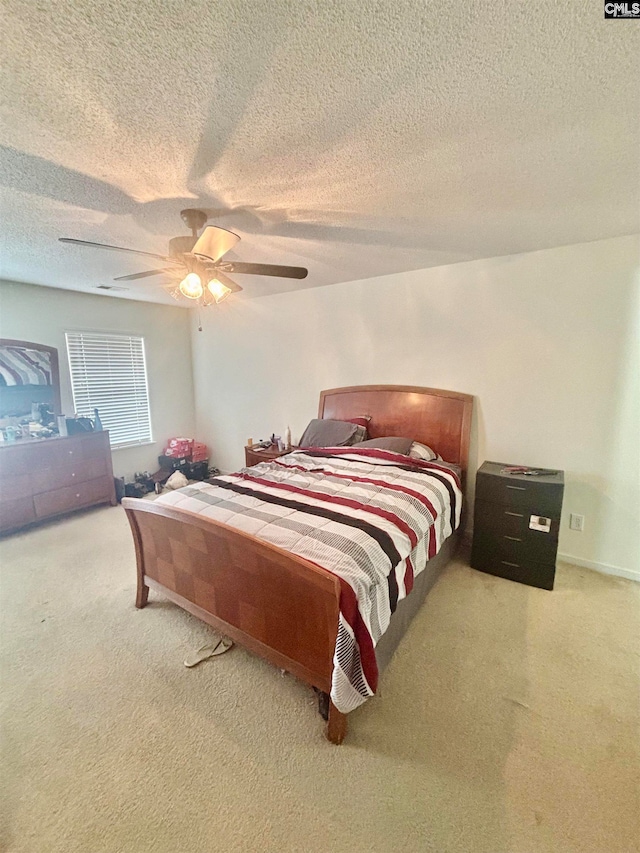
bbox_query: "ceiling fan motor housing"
[180,208,208,233]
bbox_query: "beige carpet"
[1,504,638,853]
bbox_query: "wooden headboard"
[318,384,473,477]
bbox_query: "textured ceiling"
[1,0,639,305]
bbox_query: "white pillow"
[409,441,440,462]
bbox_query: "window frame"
[65,330,154,450]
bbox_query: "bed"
[123,384,473,743]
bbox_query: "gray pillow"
[358,436,413,454]
[299,418,366,448]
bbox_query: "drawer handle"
[504,511,524,518]
[504,535,522,542]
[501,560,521,568]
[71,472,76,478]
[75,493,80,498]
[506,485,526,491]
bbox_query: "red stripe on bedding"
[272,456,442,565]
[428,524,437,559]
[291,553,379,694]
[302,447,462,489]
[404,556,415,595]
[338,578,378,693]
[240,472,419,548]
[276,460,440,523]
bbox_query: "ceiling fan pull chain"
[196,306,203,333]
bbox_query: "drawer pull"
[75,493,80,498]
[504,535,522,542]
[504,510,524,518]
[501,560,521,568]
[71,472,76,478]
[506,485,526,491]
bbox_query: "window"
[65,332,152,448]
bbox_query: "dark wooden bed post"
[326,702,348,745]
[136,578,149,609]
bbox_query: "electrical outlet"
[569,513,585,532]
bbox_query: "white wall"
[191,235,640,579]
[0,280,195,478]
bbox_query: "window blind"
[65,332,152,448]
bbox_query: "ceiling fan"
[59,208,308,308]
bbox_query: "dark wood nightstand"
[244,445,296,467]
[470,461,564,590]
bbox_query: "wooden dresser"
[0,431,116,534]
[470,461,564,590]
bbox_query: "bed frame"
[123,385,473,744]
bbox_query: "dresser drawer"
[0,473,33,502]
[471,524,559,566]
[471,548,556,591]
[30,457,109,494]
[40,436,88,466]
[0,496,36,532]
[33,476,114,519]
[476,472,563,515]
[473,499,559,555]
[0,446,31,476]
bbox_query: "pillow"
[358,436,413,454]
[345,416,371,430]
[409,441,440,461]
[298,418,367,448]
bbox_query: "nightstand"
[470,461,564,590]
[244,444,295,467]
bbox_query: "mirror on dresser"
[0,338,61,432]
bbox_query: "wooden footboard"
[123,498,347,743]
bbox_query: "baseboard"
[557,552,640,583]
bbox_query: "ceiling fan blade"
[191,225,240,263]
[220,262,308,279]
[209,270,243,294]
[113,268,179,282]
[59,237,179,264]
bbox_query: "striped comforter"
[156,447,462,713]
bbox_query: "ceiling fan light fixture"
[207,278,232,303]
[179,272,203,299]
[58,212,307,312]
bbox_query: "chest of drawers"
[470,461,564,590]
[0,431,116,534]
